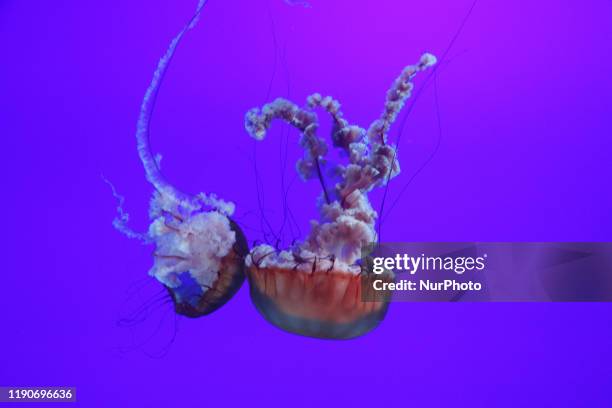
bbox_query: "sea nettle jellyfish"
[111,1,248,317]
[244,53,436,338]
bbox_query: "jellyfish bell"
[247,246,395,339]
[150,200,249,318]
[244,54,436,338]
[163,232,248,317]
[110,1,248,317]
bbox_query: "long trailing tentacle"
[136,0,208,209]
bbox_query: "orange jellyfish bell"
[110,1,248,317]
[247,250,394,339]
[244,54,436,338]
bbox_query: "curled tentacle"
[103,175,150,242]
[306,93,366,153]
[245,98,331,201]
[245,98,326,180]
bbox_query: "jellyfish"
[110,1,248,317]
[244,53,437,339]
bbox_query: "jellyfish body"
[161,218,248,317]
[112,1,248,317]
[244,54,436,338]
[147,195,248,318]
[247,257,394,339]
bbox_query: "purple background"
[2,0,611,406]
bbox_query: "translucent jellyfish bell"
[244,54,436,338]
[111,1,248,317]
